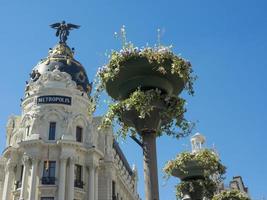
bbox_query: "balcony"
[41,177,56,185]
[74,179,84,189]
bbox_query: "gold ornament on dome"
[50,43,74,58]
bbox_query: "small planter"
[171,160,205,181]
[164,149,226,199]
[164,149,226,180]
[105,57,185,100]
[212,190,250,200]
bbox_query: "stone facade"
[0,43,141,200]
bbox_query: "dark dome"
[29,43,92,94]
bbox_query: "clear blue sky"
[0,0,266,199]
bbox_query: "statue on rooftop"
[50,21,80,43]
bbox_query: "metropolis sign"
[37,95,72,105]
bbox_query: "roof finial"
[50,21,80,43]
[191,132,206,153]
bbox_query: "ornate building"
[0,28,140,200]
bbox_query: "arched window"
[76,126,83,142]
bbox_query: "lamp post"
[99,44,195,199]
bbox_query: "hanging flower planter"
[171,160,205,180]
[164,149,226,180]
[96,46,196,137]
[95,27,196,200]
[98,46,195,101]
[164,149,226,200]
[212,190,250,200]
[95,27,196,137]
[99,88,193,137]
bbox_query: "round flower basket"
[212,190,250,200]
[164,149,226,200]
[105,56,185,100]
[164,149,226,180]
[97,46,195,101]
[120,98,167,133]
[171,160,205,181]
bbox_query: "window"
[15,165,24,189]
[112,181,116,200]
[48,122,56,140]
[26,126,30,136]
[20,165,24,181]
[76,126,83,142]
[74,164,83,188]
[42,161,56,185]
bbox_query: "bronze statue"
[50,21,80,43]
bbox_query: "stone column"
[94,167,98,200]
[68,157,75,200]
[19,156,30,200]
[105,165,114,200]
[2,159,16,200]
[88,166,95,200]
[58,157,67,200]
[29,157,39,200]
[106,177,111,200]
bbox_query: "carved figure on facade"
[6,118,16,137]
[11,131,24,145]
[30,112,44,136]
[39,69,72,83]
[26,69,77,96]
[62,111,74,136]
[44,108,65,128]
[30,69,41,82]
[87,126,96,145]
[22,154,31,166]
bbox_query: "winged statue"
[50,21,80,43]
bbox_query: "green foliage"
[164,149,226,178]
[95,47,196,137]
[99,88,194,138]
[164,149,226,199]
[212,190,250,200]
[94,27,196,138]
[96,46,196,96]
[176,179,217,199]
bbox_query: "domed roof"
[29,43,92,94]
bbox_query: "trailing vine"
[164,149,226,199]
[212,190,250,200]
[176,179,217,199]
[164,149,226,179]
[94,26,196,138]
[96,46,196,96]
[99,88,194,138]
